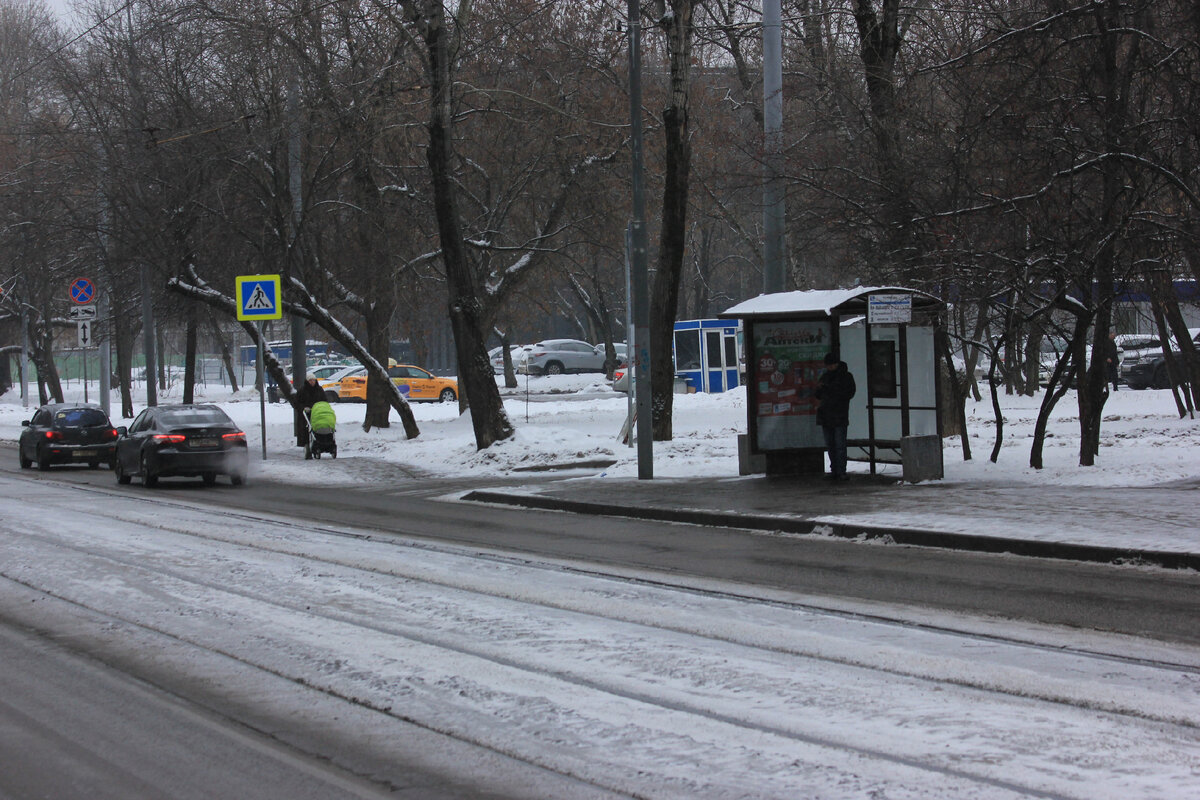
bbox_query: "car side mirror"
[116,426,128,437]
[21,420,30,427]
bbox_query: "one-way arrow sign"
[77,320,93,348]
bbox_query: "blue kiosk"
[672,319,743,393]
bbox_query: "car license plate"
[190,438,217,448]
[74,450,88,456]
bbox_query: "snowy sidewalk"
[464,471,1200,570]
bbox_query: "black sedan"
[18,403,119,471]
[114,404,249,487]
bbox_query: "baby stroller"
[304,401,338,459]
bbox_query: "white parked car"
[489,345,527,374]
[518,339,609,375]
[612,364,631,392]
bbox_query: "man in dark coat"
[1102,331,1120,392]
[815,351,856,480]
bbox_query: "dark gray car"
[18,403,118,471]
[1120,329,1200,389]
[114,404,248,487]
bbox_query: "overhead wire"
[1,0,135,94]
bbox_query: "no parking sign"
[69,277,96,304]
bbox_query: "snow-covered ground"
[1,475,1196,798]
[4,373,1198,489]
[3,376,1199,797]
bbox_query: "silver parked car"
[489,345,528,374]
[518,339,609,375]
[597,342,628,366]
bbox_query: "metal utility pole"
[288,73,307,446]
[624,227,635,448]
[763,0,786,293]
[127,3,156,407]
[97,148,112,419]
[19,302,28,407]
[627,0,653,479]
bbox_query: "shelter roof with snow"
[720,287,943,320]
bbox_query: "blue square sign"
[235,274,282,321]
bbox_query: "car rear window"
[55,408,109,427]
[160,408,232,426]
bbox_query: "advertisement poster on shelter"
[753,320,831,450]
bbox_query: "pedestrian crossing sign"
[235,274,283,321]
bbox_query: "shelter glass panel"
[868,339,898,399]
[906,326,938,435]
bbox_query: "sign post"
[69,282,96,404]
[236,275,282,460]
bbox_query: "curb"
[461,490,1200,571]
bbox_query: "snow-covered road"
[2,473,1197,799]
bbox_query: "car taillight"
[152,434,187,443]
[614,370,625,380]
[106,428,118,440]
[44,430,63,441]
[222,432,246,441]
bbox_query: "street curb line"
[461,490,1200,571]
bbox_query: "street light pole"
[288,73,307,446]
[627,0,653,479]
[127,2,157,407]
[763,0,786,293]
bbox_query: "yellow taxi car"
[335,364,458,403]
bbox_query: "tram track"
[34,474,1200,679]
[1,473,1198,797]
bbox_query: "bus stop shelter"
[721,287,945,480]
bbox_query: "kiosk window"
[674,330,701,370]
[869,340,897,398]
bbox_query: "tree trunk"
[114,309,136,418]
[650,0,696,442]
[1150,270,1200,411]
[422,2,512,449]
[1031,312,1087,469]
[364,312,393,431]
[209,314,239,393]
[987,363,1003,464]
[852,0,919,277]
[936,329,969,458]
[495,329,518,389]
[1148,298,1190,419]
[156,321,167,393]
[31,312,63,404]
[183,306,196,405]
